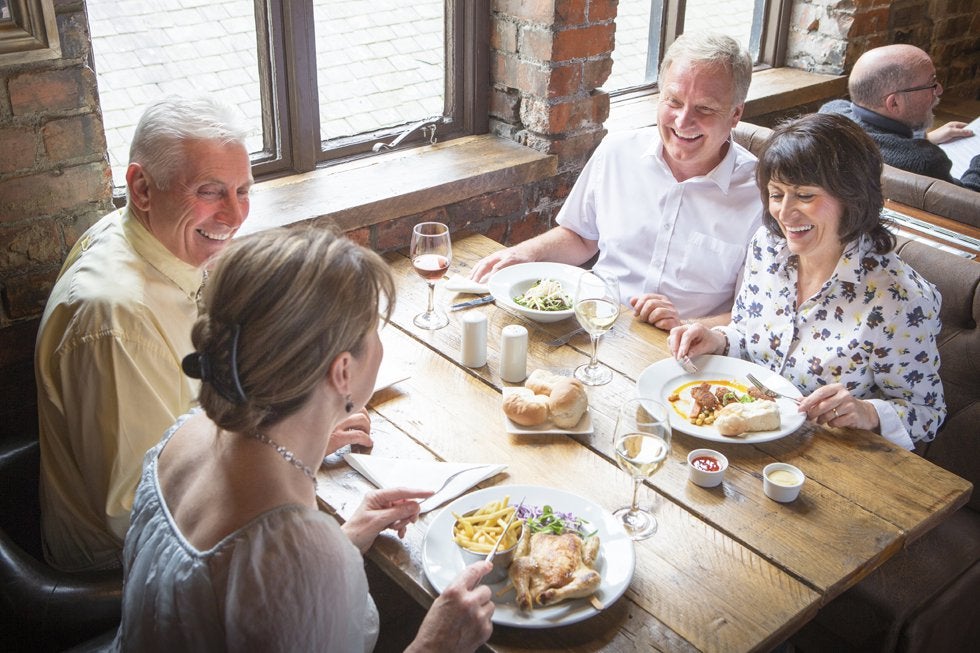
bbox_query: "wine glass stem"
[426,282,435,315]
[589,334,601,369]
[630,477,641,513]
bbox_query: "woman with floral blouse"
[670,113,945,449]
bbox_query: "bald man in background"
[820,44,979,191]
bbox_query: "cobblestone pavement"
[88,0,754,185]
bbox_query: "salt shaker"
[499,324,528,383]
[460,311,488,368]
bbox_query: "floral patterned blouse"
[716,227,946,448]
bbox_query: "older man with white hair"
[820,44,980,191]
[35,97,372,572]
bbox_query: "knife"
[450,295,495,311]
[486,496,525,563]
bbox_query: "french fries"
[453,496,523,554]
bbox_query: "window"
[0,0,61,64]
[88,0,488,187]
[605,0,791,94]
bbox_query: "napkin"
[344,453,506,513]
[444,274,489,295]
[372,366,410,394]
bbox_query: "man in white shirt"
[35,97,372,572]
[471,33,764,330]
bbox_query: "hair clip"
[180,323,247,405]
[228,323,247,403]
[181,351,210,381]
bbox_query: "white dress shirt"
[557,127,763,317]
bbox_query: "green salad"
[515,504,596,538]
[513,278,572,311]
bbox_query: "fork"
[678,355,699,375]
[746,373,801,404]
[420,466,484,503]
[546,326,585,347]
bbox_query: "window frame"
[251,0,489,180]
[616,0,793,97]
[0,0,60,64]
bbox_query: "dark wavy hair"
[756,113,895,254]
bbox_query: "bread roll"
[548,378,589,428]
[525,369,565,396]
[503,388,550,426]
[714,400,780,436]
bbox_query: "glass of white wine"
[573,270,620,385]
[410,222,451,330]
[613,398,671,540]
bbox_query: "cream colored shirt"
[36,207,202,572]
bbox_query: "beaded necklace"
[248,431,318,490]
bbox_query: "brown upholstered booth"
[0,431,122,651]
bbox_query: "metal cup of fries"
[452,498,524,583]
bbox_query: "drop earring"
[344,395,354,413]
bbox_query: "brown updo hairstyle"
[189,226,395,434]
[756,112,895,254]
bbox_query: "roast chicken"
[508,531,601,610]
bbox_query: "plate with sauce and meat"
[636,355,805,443]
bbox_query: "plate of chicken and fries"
[636,355,805,444]
[421,485,636,628]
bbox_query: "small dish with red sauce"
[687,448,728,488]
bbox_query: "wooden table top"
[317,233,972,653]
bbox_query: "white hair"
[128,96,250,191]
[660,33,753,106]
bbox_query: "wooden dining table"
[316,233,972,653]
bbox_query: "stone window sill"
[241,134,556,237]
[242,68,845,236]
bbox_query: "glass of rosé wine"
[410,222,452,330]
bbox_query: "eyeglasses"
[891,81,940,95]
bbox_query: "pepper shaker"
[460,311,488,368]
[499,324,528,383]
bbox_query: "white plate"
[421,485,635,628]
[487,262,582,323]
[636,355,805,443]
[501,387,594,435]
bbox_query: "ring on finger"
[832,407,840,418]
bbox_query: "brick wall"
[0,2,112,435]
[0,8,112,326]
[786,0,979,99]
[484,0,614,245]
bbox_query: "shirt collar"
[850,102,913,138]
[834,235,874,287]
[772,232,874,288]
[645,131,739,192]
[122,208,204,299]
